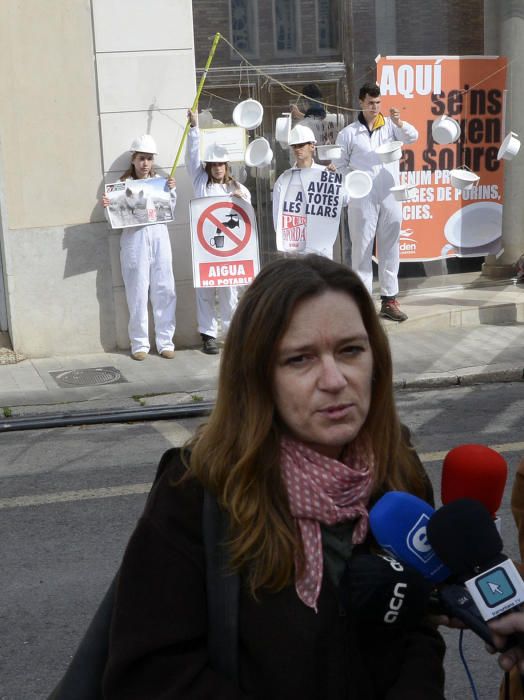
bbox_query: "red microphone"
[441,444,508,518]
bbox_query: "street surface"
[1,382,523,699]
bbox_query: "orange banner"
[377,56,507,261]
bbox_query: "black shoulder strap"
[203,489,240,683]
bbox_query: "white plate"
[444,202,503,248]
[390,184,418,201]
[432,116,461,145]
[316,145,342,160]
[345,170,372,198]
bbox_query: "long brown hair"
[189,254,426,594]
[204,161,237,188]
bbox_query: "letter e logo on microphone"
[406,514,434,564]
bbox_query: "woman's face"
[273,290,373,459]
[132,152,154,179]
[210,162,227,182]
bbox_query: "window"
[317,0,338,52]
[231,0,258,57]
[274,0,299,54]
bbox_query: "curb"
[394,366,524,390]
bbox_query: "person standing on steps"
[273,124,344,260]
[102,134,177,360]
[333,83,418,322]
[186,109,252,355]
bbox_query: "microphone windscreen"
[369,492,450,582]
[341,553,432,632]
[426,498,503,577]
[441,444,507,516]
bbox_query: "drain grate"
[50,366,127,388]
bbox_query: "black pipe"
[0,401,214,432]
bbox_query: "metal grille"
[50,367,127,388]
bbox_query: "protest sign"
[189,196,260,288]
[275,168,344,258]
[377,56,507,261]
[104,178,174,229]
[199,126,247,163]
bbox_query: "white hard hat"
[129,134,158,154]
[288,125,317,145]
[204,143,229,163]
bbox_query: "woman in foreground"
[103,253,446,699]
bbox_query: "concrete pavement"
[0,276,522,416]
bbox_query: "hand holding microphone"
[489,613,524,672]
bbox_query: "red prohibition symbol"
[197,201,252,257]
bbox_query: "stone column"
[483,0,524,278]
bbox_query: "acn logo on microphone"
[406,514,435,563]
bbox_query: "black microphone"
[369,492,495,645]
[427,498,524,621]
[340,552,433,634]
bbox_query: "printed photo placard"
[105,178,174,229]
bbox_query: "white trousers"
[347,190,402,298]
[196,287,238,338]
[120,225,176,354]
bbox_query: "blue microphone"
[369,492,450,583]
[369,491,495,646]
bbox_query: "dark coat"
[103,447,446,700]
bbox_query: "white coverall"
[115,183,177,355]
[334,115,418,297]
[186,126,251,338]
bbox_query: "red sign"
[196,201,252,258]
[377,56,507,261]
[199,259,255,286]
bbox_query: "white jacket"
[334,115,418,198]
[186,126,251,202]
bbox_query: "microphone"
[369,491,450,582]
[340,552,433,633]
[441,445,507,529]
[369,492,495,645]
[427,498,524,621]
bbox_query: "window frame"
[229,0,260,60]
[272,0,302,57]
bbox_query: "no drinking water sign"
[189,196,260,288]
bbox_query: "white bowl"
[345,170,372,199]
[375,141,403,163]
[432,115,461,145]
[450,169,480,190]
[497,132,521,161]
[245,137,273,167]
[198,110,214,129]
[232,99,264,130]
[316,144,342,160]
[275,113,292,147]
[444,202,503,248]
[390,184,418,201]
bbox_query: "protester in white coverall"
[186,109,251,355]
[102,134,177,360]
[334,83,418,322]
[272,124,342,259]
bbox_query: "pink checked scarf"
[280,435,374,611]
